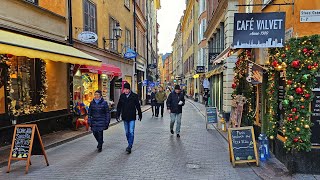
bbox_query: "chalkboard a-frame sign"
[228,126,259,167]
[7,124,49,174]
[206,107,218,129]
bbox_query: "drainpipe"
[134,0,137,92]
[67,0,73,45]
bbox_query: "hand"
[178,101,183,105]
[168,109,171,113]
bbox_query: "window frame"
[124,0,130,10]
[125,28,131,49]
[109,16,118,52]
[83,0,98,45]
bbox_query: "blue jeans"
[170,113,182,134]
[123,120,135,148]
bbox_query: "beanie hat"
[174,85,181,90]
[124,83,131,90]
[95,90,102,96]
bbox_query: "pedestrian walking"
[88,90,111,152]
[150,88,157,117]
[155,86,167,117]
[116,83,142,154]
[166,85,185,138]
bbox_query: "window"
[199,0,206,16]
[246,0,253,13]
[84,0,97,33]
[0,64,6,114]
[125,28,131,49]
[25,0,38,5]
[198,19,207,43]
[109,17,118,51]
[124,0,130,9]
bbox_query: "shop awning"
[211,47,231,65]
[205,65,224,78]
[80,63,122,77]
[0,30,101,66]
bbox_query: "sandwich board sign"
[7,124,49,174]
[228,126,259,167]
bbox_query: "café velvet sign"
[233,12,285,48]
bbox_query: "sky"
[158,0,186,55]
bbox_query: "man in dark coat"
[88,90,110,152]
[166,85,185,138]
[117,83,142,154]
[150,88,157,117]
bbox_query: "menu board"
[228,126,259,167]
[12,127,32,158]
[277,71,286,135]
[311,74,320,145]
[7,124,49,174]
[206,107,217,123]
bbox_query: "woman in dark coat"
[150,88,157,116]
[88,90,110,152]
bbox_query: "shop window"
[7,57,47,116]
[125,28,131,49]
[82,73,98,106]
[0,65,6,114]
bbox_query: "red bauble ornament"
[314,63,318,67]
[293,138,299,142]
[296,87,303,94]
[287,80,293,85]
[281,54,286,58]
[295,115,299,120]
[291,60,300,68]
[272,61,278,67]
[7,54,13,58]
[232,83,237,89]
[303,48,308,53]
[289,117,293,121]
[308,65,312,70]
[305,93,311,99]
[307,53,310,56]
[292,108,297,112]
[289,114,293,117]
[301,105,305,109]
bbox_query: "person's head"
[123,83,131,95]
[94,90,102,100]
[159,86,163,92]
[174,85,181,94]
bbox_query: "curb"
[0,106,151,168]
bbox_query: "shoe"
[98,147,102,152]
[161,115,163,117]
[126,147,132,154]
[177,134,180,138]
[170,130,174,134]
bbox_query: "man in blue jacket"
[117,83,142,154]
[166,85,185,138]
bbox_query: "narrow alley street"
[1,101,259,180]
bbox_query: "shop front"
[73,63,122,111]
[0,30,101,145]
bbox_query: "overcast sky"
[158,0,186,55]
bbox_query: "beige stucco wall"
[0,0,66,41]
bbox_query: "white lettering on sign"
[256,19,283,30]
[237,18,254,31]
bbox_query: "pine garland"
[267,35,320,152]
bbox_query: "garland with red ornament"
[231,49,255,126]
[267,35,320,152]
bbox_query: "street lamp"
[103,22,123,49]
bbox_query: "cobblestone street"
[1,101,259,180]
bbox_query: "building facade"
[0,0,100,145]
[204,0,238,115]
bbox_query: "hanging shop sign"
[115,78,122,89]
[208,53,220,65]
[300,10,320,23]
[78,31,98,43]
[148,64,157,69]
[124,48,137,59]
[7,124,49,174]
[228,126,259,167]
[246,61,264,84]
[196,66,205,73]
[233,12,286,48]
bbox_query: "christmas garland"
[0,54,48,116]
[232,49,255,126]
[268,35,320,152]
